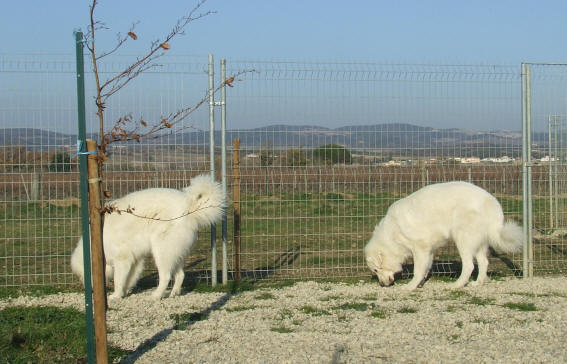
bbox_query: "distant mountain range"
[0,123,542,157]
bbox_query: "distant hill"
[0,124,532,157]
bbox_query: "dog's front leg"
[404,248,433,290]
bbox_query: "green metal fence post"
[75,30,96,364]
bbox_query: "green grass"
[370,308,388,319]
[468,297,495,306]
[333,302,368,312]
[0,306,128,363]
[254,292,276,300]
[0,189,547,288]
[225,305,256,312]
[299,305,331,316]
[270,326,294,334]
[502,302,538,311]
[170,311,210,330]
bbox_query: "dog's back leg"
[451,241,476,289]
[151,250,173,300]
[169,266,185,297]
[470,245,489,287]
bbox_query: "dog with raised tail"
[71,174,225,299]
[364,181,523,290]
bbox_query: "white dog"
[364,181,523,290]
[71,174,225,299]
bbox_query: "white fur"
[71,174,225,299]
[364,181,523,290]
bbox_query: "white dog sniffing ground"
[364,181,523,290]
[71,174,225,299]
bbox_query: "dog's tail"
[183,174,226,227]
[70,238,113,286]
[489,220,524,253]
[70,238,85,285]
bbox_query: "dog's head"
[366,251,401,287]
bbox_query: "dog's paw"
[108,293,123,300]
[448,282,467,290]
[402,284,418,291]
[169,289,182,298]
[150,292,165,300]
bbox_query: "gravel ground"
[2,276,567,363]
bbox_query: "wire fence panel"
[527,64,567,276]
[224,60,525,281]
[3,55,566,287]
[0,54,215,286]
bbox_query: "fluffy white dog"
[71,174,225,299]
[364,181,523,290]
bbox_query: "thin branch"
[99,0,216,100]
[102,200,225,222]
[102,70,255,145]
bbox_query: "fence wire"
[2,55,565,287]
[527,63,567,276]
[225,60,524,280]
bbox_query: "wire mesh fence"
[526,63,567,276]
[224,60,524,280]
[1,55,566,287]
[0,54,215,286]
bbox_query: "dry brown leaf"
[224,76,235,87]
[128,32,137,40]
[160,43,170,50]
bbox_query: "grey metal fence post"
[74,30,96,364]
[521,63,534,278]
[221,59,228,285]
[209,54,217,286]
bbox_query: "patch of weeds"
[337,314,350,322]
[450,334,459,341]
[468,296,495,306]
[270,326,294,334]
[225,305,255,313]
[170,311,210,330]
[334,302,369,312]
[434,276,456,283]
[361,294,377,301]
[292,319,303,326]
[299,305,331,316]
[0,306,128,363]
[502,302,538,312]
[0,286,79,299]
[255,292,275,300]
[370,308,388,319]
[455,321,463,328]
[445,290,469,300]
[445,305,460,313]
[275,309,294,321]
[472,318,490,325]
[397,306,417,314]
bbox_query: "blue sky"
[1,0,566,62]
[1,1,566,131]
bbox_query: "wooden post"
[233,138,241,282]
[86,139,108,364]
[31,173,41,201]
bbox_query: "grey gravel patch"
[2,277,567,363]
